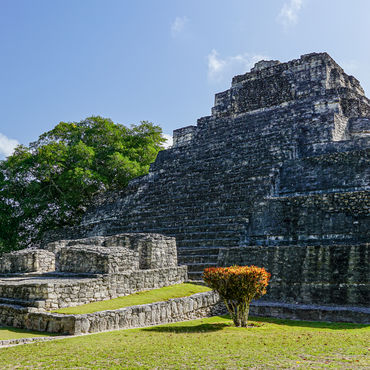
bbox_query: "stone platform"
[1,292,368,337]
[250,301,370,324]
[0,291,224,335]
[0,233,187,313]
[0,267,187,310]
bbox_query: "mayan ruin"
[2,0,370,365]
[0,52,369,337]
[49,52,369,300]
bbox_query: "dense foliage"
[203,265,271,327]
[0,116,165,252]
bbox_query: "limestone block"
[57,245,139,274]
[0,249,55,273]
[48,233,178,270]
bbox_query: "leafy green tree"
[0,116,165,253]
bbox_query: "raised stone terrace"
[43,53,369,320]
[0,233,187,310]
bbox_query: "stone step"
[177,236,239,243]
[0,297,45,309]
[186,279,206,285]
[187,271,204,280]
[81,217,247,234]
[175,232,241,240]
[249,300,370,325]
[177,239,239,249]
[186,262,217,273]
[118,203,254,217]
[178,255,219,264]
[177,246,221,255]
[175,227,244,236]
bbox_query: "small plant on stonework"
[203,265,271,327]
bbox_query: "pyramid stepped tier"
[218,243,369,306]
[43,53,370,317]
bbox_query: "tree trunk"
[224,299,250,327]
[240,302,250,327]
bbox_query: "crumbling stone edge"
[0,291,226,336]
[250,301,370,325]
[0,335,68,348]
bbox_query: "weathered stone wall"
[57,246,140,274]
[0,291,225,334]
[350,117,370,138]
[0,249,55,274]
[213,54,366,118]
[42,53,370,312]
[45,233,177,270]
[246,191,369,246]
[278,150,369,195]
[0,266,187,310]
[218,244,369,306]
[249,301,370,324]
[1,291,368,336]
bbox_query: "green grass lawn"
[0,327,57,341]
[0,315,368,369]
[53,283,211,314]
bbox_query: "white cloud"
[171,16,188,37]
[207,49,269,83]
[278,0,304,28]
[0,133,19,158]
[162,133,173,149]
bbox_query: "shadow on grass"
[249,316,369,330]
[0,326,59,338]
[143,314,368,334]
[142,322,229,334]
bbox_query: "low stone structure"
[58,246,140,274]
[250,301,370,324]
[0,291,224,335]
[0,233,187,312]
[1,291,368,337]
[0,249,55,274]
[46,233,178,270]
[0,267,187,310]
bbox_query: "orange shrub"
[203,265,271,327]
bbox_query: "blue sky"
[1,0,370,159]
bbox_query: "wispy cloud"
[171,16,189,37]
[162,133,173,149]
[278,0,304,28]
[0,133,19,158]
[207,50,269,83]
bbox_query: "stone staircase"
[0,297,46,309]
[177,246,219,280]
